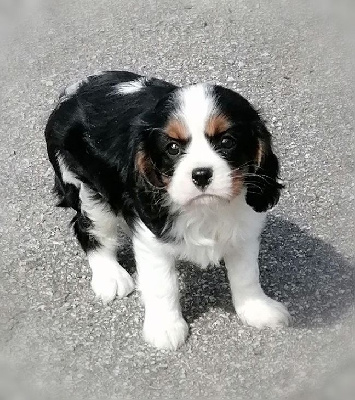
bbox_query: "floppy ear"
[245,121,284,212]
[135,149,166,188]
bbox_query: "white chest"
[167,194,265,267]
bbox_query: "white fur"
[57,154,81,187]
[235,296,291,328]
[168,190,265,267]
[79,185,118,252]
[133,222,188,349]
[60,78,88,102]
[79,185,135,301]
[115,78,147,94]
[175,84,216,138]
[168,85,233,207]
[224,234,291,329]
[88,250,135,302]
[59,73,104,103]
[64,81,84,97]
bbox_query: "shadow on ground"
[117,215,353,328]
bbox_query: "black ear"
[245,122,284,212]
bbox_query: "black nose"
[192,167,213,189]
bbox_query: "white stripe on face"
[175,84,216,140]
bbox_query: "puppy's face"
[137,84,282,212]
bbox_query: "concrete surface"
[0,0,354,399]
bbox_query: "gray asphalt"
[0,0,354,399]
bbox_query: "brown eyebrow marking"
[205,114,232,137]
[165,118,189,141]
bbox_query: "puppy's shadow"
[179,215,353,328]
[117,216,353,328]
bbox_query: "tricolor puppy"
[45,71,291,349]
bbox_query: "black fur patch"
[71,211,101,253]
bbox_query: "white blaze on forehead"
[175,84,216,139]
[115,77,148,94]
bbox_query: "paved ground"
[1,0,354,399]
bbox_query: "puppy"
[45,71,291,349]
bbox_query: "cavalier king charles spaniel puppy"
[45,71,291,349]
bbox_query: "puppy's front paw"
[90,258,135,303]
[143,316,189,350]
[236,296,291,329]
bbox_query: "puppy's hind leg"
[74,184,135,302]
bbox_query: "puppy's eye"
[166,142,181,156]
[220,136,236,149]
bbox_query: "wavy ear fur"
[135,149,166,188]
[245,121,284,212]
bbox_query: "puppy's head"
[136,84,282,213]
